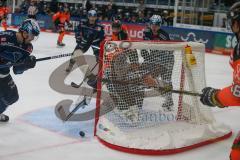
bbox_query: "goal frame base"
[97,132,232,155]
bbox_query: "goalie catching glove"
[200,87,226,108]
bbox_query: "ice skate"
[0,114,9,122]
[57,41,65,47]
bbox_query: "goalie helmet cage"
[94,40,232,155]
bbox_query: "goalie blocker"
[94,40,232,155]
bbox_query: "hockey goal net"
[94,41,231,155]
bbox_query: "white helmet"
[150,15,162,26]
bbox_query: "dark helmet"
[112,20,122,29]
[58,5,64,12]
[19,19,40,37]
[228,2,240,23]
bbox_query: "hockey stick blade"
[64,97,87,121]
[71,82,82,88]
[70,62,99,89]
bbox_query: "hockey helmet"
[228,2,240,23]
[112,20,122,29]
[150,15,162,26]
[88,10,97,17]
[19,19,40,37]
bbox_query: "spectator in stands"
[136,10,147,23]
[43,2,51,15]
[123,12,131,23]
[130,12,138,23]
[162,10,171,26]
[98,10,103,21]
[19,0,30,14]
[146,10,152,20]
[104,3,115,21]
[49,0,58,14]
[221,17,227,28]
[136,0,145,13]
[83,0,92,12]
[27,0,38,19]
[36,0,45,15]
[115,9,123,21]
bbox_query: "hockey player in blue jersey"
[142,15,174,111]
[66,9,105,89]
[0,19,40,122]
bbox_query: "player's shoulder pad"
[95,24,104,31]
[0,30,16,37]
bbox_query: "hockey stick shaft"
[64,88,98,121]
[64,96,87,121]
[0,53,73,69]
[95,77,202,97]
[37,44,99,62]
[0,45,100,69]
[36,53,73,62]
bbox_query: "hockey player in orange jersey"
[199,2,240,160]
[111,19,129,41]
[0,1,9,31]
[52,5,72,47]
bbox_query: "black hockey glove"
[200,87,225,108]
[24,55,37,69]
[13,55,36,74]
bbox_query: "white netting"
[95,41,231,154]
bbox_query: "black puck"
[79,131,85,137]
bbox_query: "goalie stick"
[61,89,98,122]
[64,96,88,121]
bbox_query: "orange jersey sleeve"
[52,12,60,22]
[217,58,240,106]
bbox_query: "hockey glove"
[200,87,225,108]
[24,55,37,69]
[13,55,36,74]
